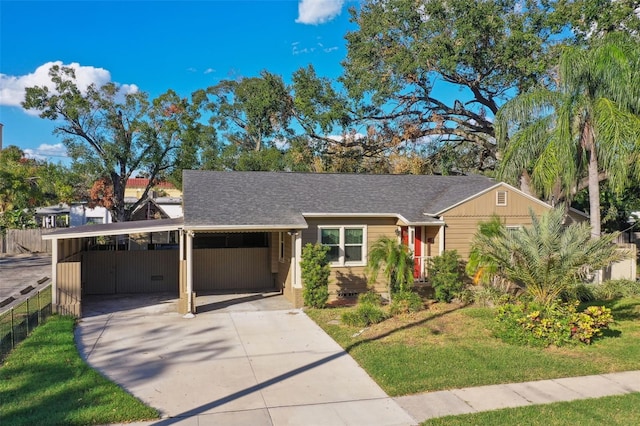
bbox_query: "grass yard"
[306,297,640,396]
[0,315,158,426]
[423,392,640,425]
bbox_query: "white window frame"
[496,190,508,206]
[318,225,367,267]
[506,225,522,233]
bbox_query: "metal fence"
[0,285,52,363]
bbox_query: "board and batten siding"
[303,217,398,298]
[441,185,550,259]
[56,261,81,316]
[83,250,179,294]
[193,247,273,292]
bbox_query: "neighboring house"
[70,203,113,227]
[34,203,70,228]
[128,197,184,220]
[125,178,182,199]
[42,171,579,317]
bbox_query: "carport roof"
[183,171,498,227]
[41,218,184,240]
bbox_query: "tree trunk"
[519,170,533,197]
[585,125,601,239]
[111,173,127,223]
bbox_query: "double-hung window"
[319,226,366,266]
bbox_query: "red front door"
[414,227,422,278]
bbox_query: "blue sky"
[0,0,358,162]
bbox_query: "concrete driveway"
[76,293,415,425]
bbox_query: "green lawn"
[423,392,640,425]
[0,315,158,426]
[306,297,640,396]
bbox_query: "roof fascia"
[569,207,590,218]
[185,224,309,232]
[301,212,445,226]
[42,223,184,240]
[430,182,552,216]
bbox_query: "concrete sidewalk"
[113,370,640,425]
[395,370,640,423]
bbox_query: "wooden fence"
[0,229,54,254]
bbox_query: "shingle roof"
[183,171,498,229]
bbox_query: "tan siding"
[424,226,441,257]
[84,251,116,294]
[445,185,549,217]
[56,262,81,317]
[442,184,551,259]
[269,232,279,273]
[115,251,178,293]
[303,217,397,300]
[193,248,273,292]
[82,250,178,294]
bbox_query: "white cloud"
[327,132,365,142]
[293,41,338,55]
[296,0,344,25]
[23,143,69,161]
[0,61,138,112]
[204,68,215,74]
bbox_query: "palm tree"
[496,33,640,238]
[466,215,503,286]
[472,206,628,304]
[367,236,414,302]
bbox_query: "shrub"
[341,302,388,327]
[593,279,640,300]
[563,283,596,302]
[300,243,330,308]
[389,290,423,315]
[494,300,614,347]
[428,250,466,302]
[464,285,511,307]
[358,291,383,306]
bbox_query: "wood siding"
[303,217,398,299]
[83,250,179,294]
[193,248,274,292]
[442,184,550,259]
[2,229,55,254]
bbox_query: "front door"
[400,226,424,280]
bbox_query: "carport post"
[184,230,195,318]
[51,238,58,307]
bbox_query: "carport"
[42,219,304,318]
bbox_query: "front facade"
[43,171,560,317]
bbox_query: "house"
[42,171,568,317]
[34,203,70,228]
[125,178,182,199]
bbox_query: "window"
[496,190,507,206]
[506,225,522,234]
[278,231,285,262]
[319,226,366,266]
